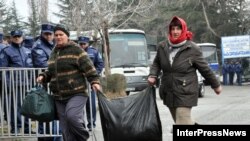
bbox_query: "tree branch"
[201,1,220,38]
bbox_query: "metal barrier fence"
[0,68,61,139]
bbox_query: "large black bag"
[21,85,55,122]
[97,86,162,141]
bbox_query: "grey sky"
[8,0,60,23]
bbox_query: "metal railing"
[0,68,61,139]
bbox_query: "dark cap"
[78,36,90,43]
[10,30,23,36]
[24,36,34,48]
[54,24,70,37]
[41,23,54,33]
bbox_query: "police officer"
[222,60,229,85]
[0,33,7,121]
[235,60,243,86]
[0,33,6,50]
[228,60,235,85]
[0,30,33,134]
[78,36,104,131]
[32,23,55,67]
[23,36,34,49]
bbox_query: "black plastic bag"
[97,86,162,141]
[21,85,55,122]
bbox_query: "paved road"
[1,84,249,141]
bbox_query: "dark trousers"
[222,73,228,85]
[55,95,89,141]
[86,90,96,129]
[229,72,235,85]
[236,73,242,86]
[8,88,29,133]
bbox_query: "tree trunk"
[101,21,127,99]
[101,73,127,99]
[102,20,111,76]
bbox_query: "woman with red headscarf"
[148,16,222,125]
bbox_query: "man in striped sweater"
[37,24,101,141]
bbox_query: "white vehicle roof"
[69,29,145,40]
[196,43,216,47]
[108,29,145,34]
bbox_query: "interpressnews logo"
[177,129,247,136]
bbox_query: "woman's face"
[54,30,68,45]
[170,26,182,39]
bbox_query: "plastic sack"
[97,86,162,141]
[21,85,55,122]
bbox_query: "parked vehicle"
[108,29,150,95]
[197,43,220,84]
[197,71,205,97]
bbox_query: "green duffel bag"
[21,85,55,122]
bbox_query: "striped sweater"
[41,41,100,100]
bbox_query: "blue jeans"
[86,90,96,129]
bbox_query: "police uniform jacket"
[222,63,229,74]
[228,63,235,73]
[0,43,6,52]
[0,42,33,86]
[31,36,54,68]
[0,42,33,68]
[85,46,104,74]
[149,40,220,107]
[235,63,243,74]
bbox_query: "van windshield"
[109,33,148,67]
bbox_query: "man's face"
[11,35,23,44]
[79,42,89,49]
[42,32,54,42]
[54,30,69,45]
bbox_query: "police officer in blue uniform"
[235,60,243,86]
[0,33,6,50]
[32,23,55,67]
[228,60,235,85]
[0,30,33,68]
[0,30,33,134]
[78,36,104,131]
[23,36,34,49]
[222,60,229,85]
[0,33,7,121]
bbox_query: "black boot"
[194,122,199,125]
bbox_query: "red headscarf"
[168,16,193,44]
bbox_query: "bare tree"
[27,0,40,36]
[55,0,157,96]
[38,0,48,23]
[79,0,157,75]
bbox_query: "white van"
[108,29,149,95]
